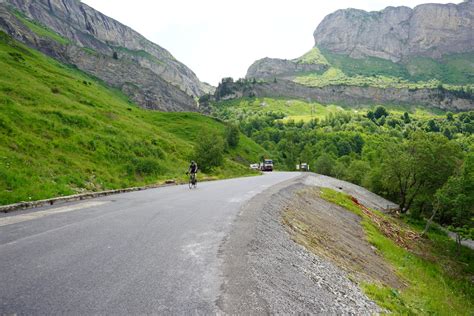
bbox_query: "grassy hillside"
[318,189,473,315]
[294,47,474,90]
[0,32,265,205]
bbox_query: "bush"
[226,124,240,148]
[374,106,389,119]
[194,131,225,172]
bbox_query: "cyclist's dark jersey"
[189,163,198,173]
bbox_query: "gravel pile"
[218,176,382,314]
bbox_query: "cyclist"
[187,161,198,184]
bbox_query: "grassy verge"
[320,188,473,315]
[0,32,265,205]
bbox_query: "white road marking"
[0,201,109,227]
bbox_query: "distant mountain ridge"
[241,1,473,111]
[314,0,473,62]
[247,1,473,82]
[0,0,207,111]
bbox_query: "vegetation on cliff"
[294,48,474,91]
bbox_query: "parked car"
[260,159,274,172]
[296,163,310,171]
[250,163,260,170]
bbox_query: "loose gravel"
[217,175,382,314]
[304,174,398,212]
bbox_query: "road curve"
[0,172,300,315]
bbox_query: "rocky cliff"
[0,0,206,111]
[212,79,473,111]
[314,0,474,62]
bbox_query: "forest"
[211,99,474,240]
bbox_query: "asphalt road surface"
[0,172,299,315]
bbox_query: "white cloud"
[81,0,460,85]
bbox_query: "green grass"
[12,9,70,45]
[406,53,474,84]
[0,32,265,205]
[320,47,410,79]
[295,47,330,65]
[320,188,474,315]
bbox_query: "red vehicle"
[260,159,274,172]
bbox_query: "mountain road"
[0,172,300,314]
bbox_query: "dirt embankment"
[282,187,402,289]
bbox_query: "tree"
[403,112,411,124]
[436,153,474,227]
[427,119,440,132]
[443,127,453,140]
[346,160,370,185]
[314,153,335,176]
[337,140,352,156]
[225,124,240,148]
[381,132,462,213]
[352,134,364,154]
[446,112,454,121]
[374,106,389,119]
[422,154,474,251]
[193,131,225,172]
[367,111,375,121]
[113,52,118,60]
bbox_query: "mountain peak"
[313,1,473,61]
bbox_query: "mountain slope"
[0,0,206,111]
[0,31,264,205]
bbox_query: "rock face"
[314,0,474,61]
[246,57,328,79]
[214,80,473,111]
[0,0,206,111]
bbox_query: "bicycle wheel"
[189,178,193,189]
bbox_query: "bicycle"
[187,172,197,189]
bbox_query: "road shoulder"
[216,174,381,314]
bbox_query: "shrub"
[225,124,240,148]
[374,106,389,119]
[194,131,225,172]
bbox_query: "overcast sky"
[82,0,458,86]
